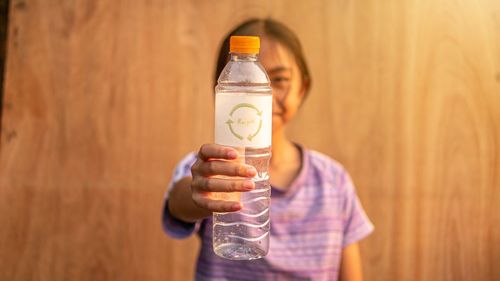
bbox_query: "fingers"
[192,160,256,178]
[193,193,242,212]
[193,144,256,178]
[192,177,255,192]
[190,143,256,213]
[198,144,239,161]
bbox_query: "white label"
[215,93,272,147]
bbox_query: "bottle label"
[215,93,272,147]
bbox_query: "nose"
[271,87,284,114]
[271,86,283,102]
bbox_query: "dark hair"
[215,18,312,97]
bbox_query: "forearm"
[168,177,212,223]
[339,243,363,281]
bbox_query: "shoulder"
[306,149,344,171]
[303,147,349,189]
[170,151,197,185]
[173,151,197,174]
[177,151,197,167]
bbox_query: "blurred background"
[0,0,499,280]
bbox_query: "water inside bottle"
[213,147,271,260]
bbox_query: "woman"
[163,18,374,281]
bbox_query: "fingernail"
[227,150,238,159]
[231,203,242,211]
[246,166,256,176]
[243,181,254,190]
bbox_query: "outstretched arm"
[339,243,364,281]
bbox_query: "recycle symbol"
[225,103,263,141]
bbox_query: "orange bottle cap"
[230,36,260,54]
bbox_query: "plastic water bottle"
[213,36,272,260]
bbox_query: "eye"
[271,76,290,85]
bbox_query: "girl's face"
[259,38,306,133]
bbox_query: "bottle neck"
[230,53,258,62]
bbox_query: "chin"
[272,117,285,132]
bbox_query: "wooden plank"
[0,0,499,280]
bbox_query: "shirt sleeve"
[162,152,200,239]
[341,169,375,248]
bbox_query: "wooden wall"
[0,0,499,280]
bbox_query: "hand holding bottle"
[190,144,256,213]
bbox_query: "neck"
[268,127,303,190]
[270,128,296,168]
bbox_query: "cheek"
[282,97,301,121]
[270,96,302,130]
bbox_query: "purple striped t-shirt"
[163,146,374,281]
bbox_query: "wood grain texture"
[0,0,499,280]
